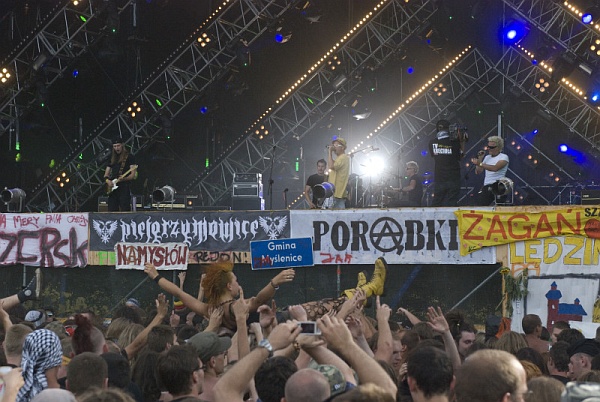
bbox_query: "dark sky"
[1,0,599,209]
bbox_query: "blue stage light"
[559,144,568,153]
[275,32,284,43]
[583,13,593,24]
[532,129,538,135]
[200,106,208,114]
[501,20,529,45]
[407,66,414,74]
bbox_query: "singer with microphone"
[328,137,350,209]
[470,136,509,206]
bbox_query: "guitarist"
[104,136,137,211]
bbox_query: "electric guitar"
[106,165,138,194]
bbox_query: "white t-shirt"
[483,153,509,185]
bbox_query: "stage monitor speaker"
[232,197,264,210]
[233,173,262,183]
[233,183,263,197]
[98,196,109,212]
[581,190,600,205]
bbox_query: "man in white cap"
[327,137,350,209]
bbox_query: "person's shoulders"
[500,153,509,161]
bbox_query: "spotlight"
[127,101,142,118]
[32,52,49,72]
[590,39,600,57]
[255,125,269,139]
[1,188,26,204]
[582,7,600,24]
[545,172,561,186]
[535,78,549,93]
[274,28,292,44]
[56,172,70,188]
[153,185,176,202]
[491,178,513,196]
[331,74,347,91]
[327,55,342,71]
[197,32,212,48]
[0,68,11,84]
[587,89,600,106]
[501,19,529,45]
[559,144,569,153]
[433,83,447,97]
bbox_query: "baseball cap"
[187,332,231,363]
[112,135,124,145]
[332,138,347,148]
[25,310,46,329]
[316,364,346,396]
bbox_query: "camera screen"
[299,322,319,334]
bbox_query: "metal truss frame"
[184,0,439,205]
[24,0,301,212]
[500,0,600,68]
[0,0,136,135]
[500,0,600,146]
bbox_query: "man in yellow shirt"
[327,137,350,209]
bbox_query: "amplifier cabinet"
[233,173,262,183]
[233,183,263,197]
[232,197,264,210]
[582,190,600,205]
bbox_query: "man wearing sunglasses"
[471,136,509,206]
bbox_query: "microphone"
[283,188,289,192]
[325,144,331,149]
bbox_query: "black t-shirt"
[403,173,423,206]
[107,153,137,185]
[306,173,326,204]
[429,134,461,182]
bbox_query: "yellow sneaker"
[361,257,387,297]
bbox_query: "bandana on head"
[17,329,63,402]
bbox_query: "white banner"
[290,208,496,265]
[0,213,88,267]
[115,242,189,270]
[508,235,600,276]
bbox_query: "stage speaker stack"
[581,190,600,205]
[232,173,264,210]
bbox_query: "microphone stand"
[283,188,289,209]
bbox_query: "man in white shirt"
[471,136,509,206]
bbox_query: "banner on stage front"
[90,211,290,252]
[455,206,600,255]
[0,213,88,267]
[290,208,495,265]
[115,242,188,270]
[507,235,600,277]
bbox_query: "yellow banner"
[455,207,600,255]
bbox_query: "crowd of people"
[0,261,599,402]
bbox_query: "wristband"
[270,280,279,290]
[153,275,162,284]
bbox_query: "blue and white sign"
[250,237,314,270]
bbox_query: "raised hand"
[205,306,224,332]
[178,271,186,285]
[426,306,450,334]
[272,269,296,287]
[376,296,392,322]
[144,262,159,279]
[258,300,277,329]
[156,293,168,318]
[268,321,301,351]
[232,287,250,321]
